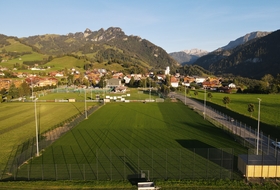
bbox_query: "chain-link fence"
[172,93,279,158]
[3,148,235,181]
[205,106,279,157]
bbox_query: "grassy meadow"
[0,39,46,69]
[185,90,280,127]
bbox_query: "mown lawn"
[182,90,280,127]
[15,102,247,181]
[0,102,97,173]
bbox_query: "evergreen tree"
[8,83,19,98]
[129,76,135,87]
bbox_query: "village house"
[170,76,179,88]
[0,79,12,89]
[228,83,236,88]
[106,78,122,88]
[0,79,25,89]
[202,78,221,89]
[183,76,195,86]
[112,72,124,79]
[194,76,206,84]
[123,75,131,84]
[38,78,58,87]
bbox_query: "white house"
[55,73,64,77]
[228,83,236,88]
[170,76,179,88]
[194,76,206,84]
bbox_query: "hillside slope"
[19,27,179,73]
[193,30,280,78]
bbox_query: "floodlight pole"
[85,89,88,119]
[184,85,186,105]
[34,98,39,157]
[203,87,206,120]
[256,98,261,155]
[31,77,34,101]
[149,80,151,101]
[103,80,106,105]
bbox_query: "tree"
[222,96,230,108]
[194,90,198,97]
[21,81,30,96]
[129,76,135,87]
[186,87,190,95]
[247,103,255,117]
[99,77,106,88]
[8,83,19,98]
[207,92,213,101]
[165,75,171,86]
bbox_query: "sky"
[1,0,280,53]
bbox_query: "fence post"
[69,164,71,180]
[261,132,263,153]
[83,164,85,181]
[27,164,30,180]
[193,148,195,179]
[220,149,223,179]
[180,149,181,180]
[275,139,278,157]
[41,164,44,180]
[240,121,242,136]
[152,149,154,180]
[268,135,270,155]
[123,149,126,181]
[166,149,167,180]
[207,148,209,179]
[55,164,57,181]
[110,149,112,181]
[138,149,139,178]
[96,149,98,181]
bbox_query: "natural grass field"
[0,102,97,173]
[0,39,46,69]
[0,89,157,175]
[182,90,280,127]
[38,88,160,101]
[44,56,87,72]
[13,102,247,181]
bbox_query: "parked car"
[272,141,280,148]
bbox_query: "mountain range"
[0,27,179,74]
[1,28,280,79]
[169,49,208,65]
[192,30,280,79]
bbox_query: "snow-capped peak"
[183,49,208,56]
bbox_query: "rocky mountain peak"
[217,31,271,51]
[84,28,92,37]
[183,48,208,56]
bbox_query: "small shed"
[238,154,280,178]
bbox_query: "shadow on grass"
[118,156,147,186]
[176,139,235,174]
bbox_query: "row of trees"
[0,82,57,102]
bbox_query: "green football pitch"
[12,102,247,180]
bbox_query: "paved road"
[170,92,278,156]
